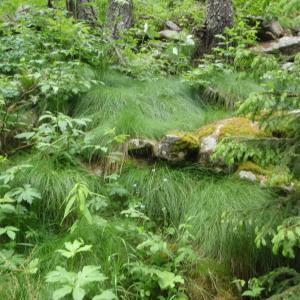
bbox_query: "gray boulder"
[263,20,284,39]
[239,171,257,182]
[165,20,181,32]
[247,17,284,41]
[253,36,300,55]
[159,30,181,41]
[291,27,300,36]
[127,139,155,158]
[154,134,199,162]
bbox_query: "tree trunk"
[48,0,53,8]
[66,0,97,23]
[194,0,233,57]
[106,0,133,38]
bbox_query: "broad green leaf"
[45,266,76,284]
[56,239,92,259]
[62,195,76,221]
[53,286,72,300]
[27,258,39,274]
[72,286,85,300]
[76,266,107,286]
[155,270,184,290]
[8,185,41,204]
[15,132,35,140]
[7,230,16,240]
[92,290,117,300]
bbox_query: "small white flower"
[144,23,149,33]
[133,183,137,188]
[172,47,178,56]
[163,178,168,182]
[152,169,156,173]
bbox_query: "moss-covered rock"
[171,133,199,153]
[198,117,267,165]
[237,161,272,176]
[127,117,267,165]
[196,117,267,142]
[154,134,199,162]
[127,138,156,158]
[237,161,295,191]
[219,117,266,139]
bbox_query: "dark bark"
[194,0,233,57]
[106,0,133,38]
[66,0,97,23]
[48,0,53,8]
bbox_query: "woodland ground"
[0,1,300,300]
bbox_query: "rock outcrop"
[165,20,181,32]
[246,17,284,41]
[159,30,182,41]
[127,117,265,164]
[254,36,300,55]
[126,117,296,190]
[259,20,284,41]
[154,134,199,162]
[127,139,156,158]
[237,162,296,192]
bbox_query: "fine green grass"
[118,163,283,277]
[198,70,262,109]
[0,219,142,300]
[8,154,103,224]
[73,71,229,142]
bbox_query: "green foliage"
[212,138,282,167]
[134,0,203,30]
[241,267,300,299]
[185,19,264,108]
[74,71,228,140]
[56,239,92,259]
[5,156,104,223]
[106,0,203,79]
[16,111,95,162]
[255,216,300,259]
[119,164,279,276]
[46,265,109,300]
[62,182,106,231]
[116,32,194,79]
[236,60,300,175]
[185,64,262,108]
[234,0,300,28]
[0,6,108,153]
[0,165,40,241]
[1,0,300,299]
[8,184,41,205]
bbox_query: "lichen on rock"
[127,117,268,166]
[218,117,266,139]
[237,161,272,176]
[198,117,267,165]
[237,161,296,191]
[154,133,199,162]
[196,117,266,143]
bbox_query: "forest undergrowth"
[0,1,300,300]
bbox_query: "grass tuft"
[119,163,283,277]
[8,155,103,224]
[73,71,229,141]
[197,70,262,108]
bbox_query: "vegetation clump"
[0,1,299,299]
